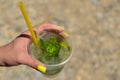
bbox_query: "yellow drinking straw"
[18,2,38,46]
[18,1,46,73]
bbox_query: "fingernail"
[63,32,70,37]
[37,65,46,73]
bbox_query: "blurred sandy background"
[0,0,120,80]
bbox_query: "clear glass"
[28,31,73,77]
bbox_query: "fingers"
[22,55,46,73]
[59,32,70,39]
[36,23,64,34]
[44,23,64,33]
[37,23,69,38]
[23,23,69,40]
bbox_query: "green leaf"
[39,35,63,62]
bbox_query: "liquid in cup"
[28,31,72,76]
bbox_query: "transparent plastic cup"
[28,31,73,77]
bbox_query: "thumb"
[23,56,46,73]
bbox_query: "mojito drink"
[29,31,72,76]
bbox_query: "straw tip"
[18,1,23,6]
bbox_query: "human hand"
[0,23,69,73]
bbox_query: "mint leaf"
[39,36,62,62]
